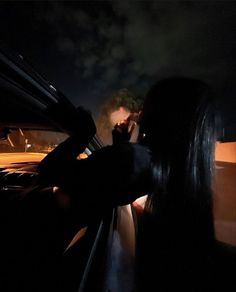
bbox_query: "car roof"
[0,44,103,152]
[0,44,78,133]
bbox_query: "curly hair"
[96,88,143,145]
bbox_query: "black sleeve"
[38,139,152,210]
[37,134,89,185]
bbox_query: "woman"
[135,77,218,291]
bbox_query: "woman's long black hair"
[137,77,218,290]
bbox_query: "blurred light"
[78,152,88,160]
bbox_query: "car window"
[0,128,68,154]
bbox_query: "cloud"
[111,45,126,60]
[101,67,120,83]
[72,9,93,30]
[34,1,236,112]
[57,37,76,53]
[82,55,99,77]
[114,1,236,89]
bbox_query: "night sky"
[0,1,236,118]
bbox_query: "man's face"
[110,107,140,143]
[109,107,130,127]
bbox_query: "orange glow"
[214,142,236,246]
[215,142,236,163]
[110,108,130,126]
[78,153,88,160]
[0,152,46,165]
[64,227,88,252]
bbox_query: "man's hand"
[112,112,140,144]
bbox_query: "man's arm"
[38,107,96,185]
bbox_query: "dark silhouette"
[112,113,139,144]
[38,107,152,230]
[135,77,219,291]
[37,78,235,291]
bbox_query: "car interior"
[0,45,236,291]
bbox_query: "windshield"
[0,128,68,153]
